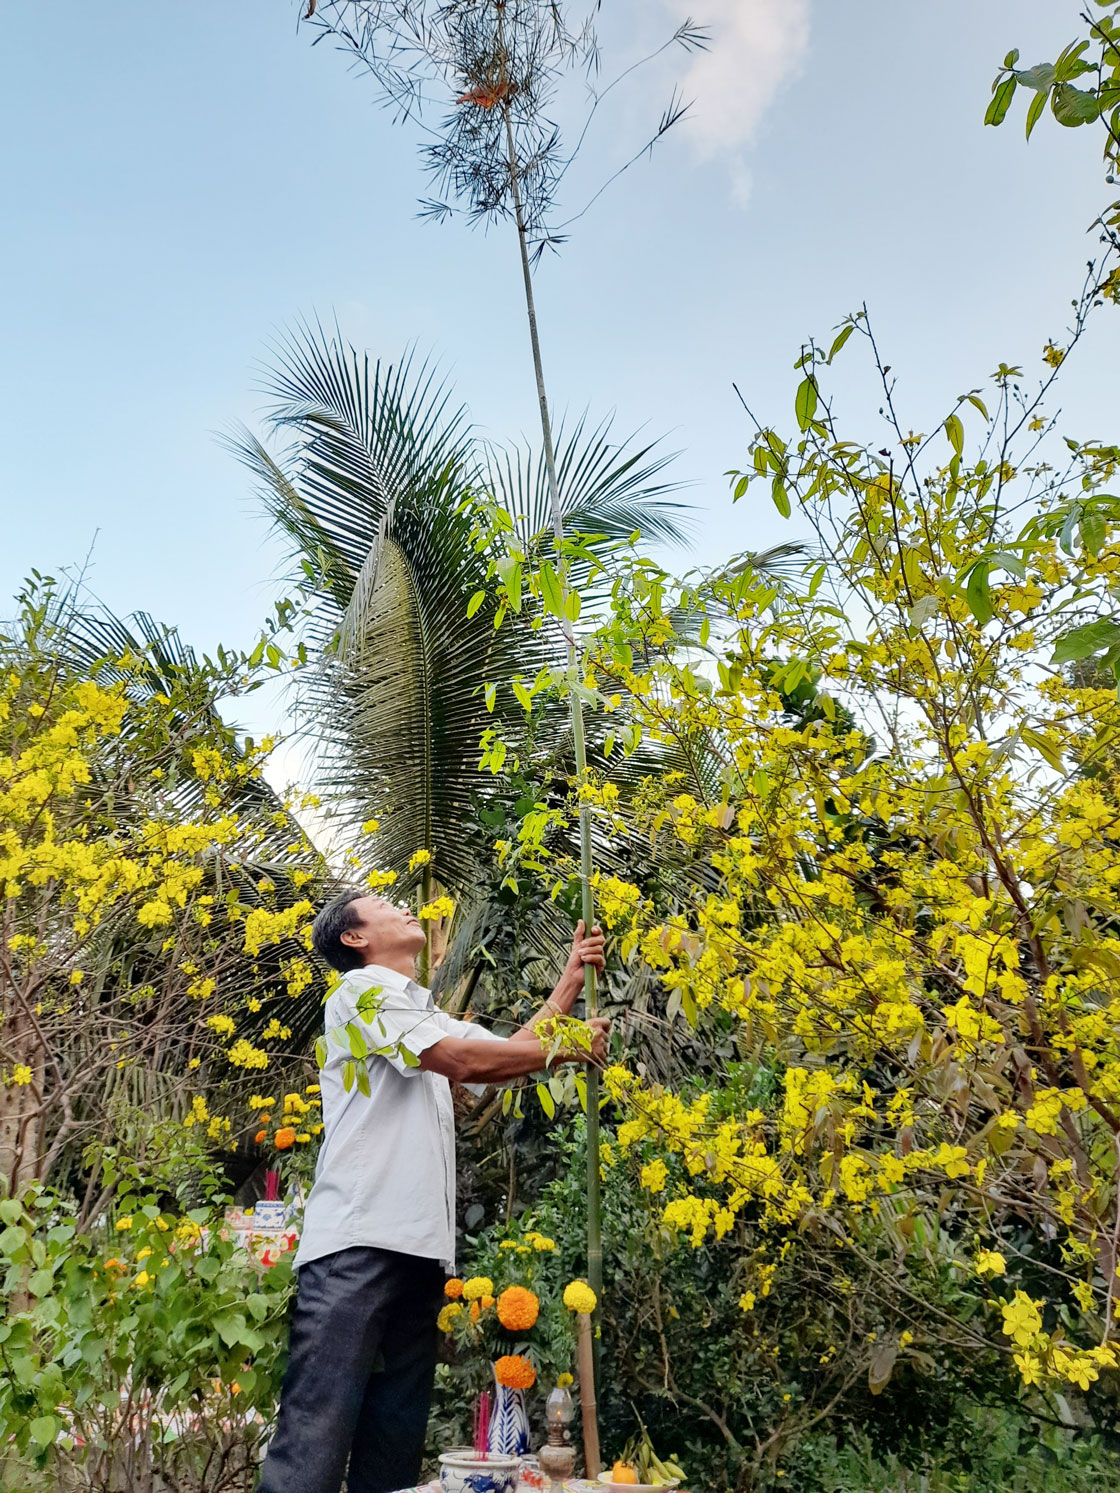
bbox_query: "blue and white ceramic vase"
[488,1369,532,1457]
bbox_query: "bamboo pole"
[576,1309,602,1478]
[501,80,603,1305]
[417,861,433,986]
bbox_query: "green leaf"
[484,683,497,713]
[356,1064,371,1097]
[827,325,854,363]
[985,76,1017,126]
[342,1060,355,1092]
[212,1311,249,1349]
[1051,617,1120,665]
[246,1293,270,1323]
[1052,83,1100,127]
[466,590,485,618]
[0,1225,28,1257]
[27,1268,53,1297]
[1081,512,1107,557]
[771,478,791,519]
[512,680,533,713]
[346,1024,368,1061]
[795,376,819,431]
[539,561,565,618]
[1025,87,1047,139]
[536,1082,556,1120]
[1016,64,1055,92]
[314,1036,327,1070]
[990,551,1026,580]
[966,394,990,420]
[564,590,581,623]
[29,1415,57,1450]
[945,414,964,457]
[1022,728,1065,773]
[964,562,993,626]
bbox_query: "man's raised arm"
[418,1018,609,1085]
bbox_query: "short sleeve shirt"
[293,964,506,1271]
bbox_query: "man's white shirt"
[293,963,506,1272]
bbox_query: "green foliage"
[0,1184,294,1492]
[987,4,1120,225]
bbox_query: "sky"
[1,0,1113,736]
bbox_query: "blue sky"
[1,0,1112,689]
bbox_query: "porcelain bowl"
[438,1449,522,1493]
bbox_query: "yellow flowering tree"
[0,581,326,1196]
[475,224,1120,1407]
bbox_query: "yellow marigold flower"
[462,1276,493,1302]
[437,1302,463,1333]
[295,1132,312,1143]
[306,1084,320,1096]
[115,1217,133,1232]
[494,1354,536,1390]
[557,1373,574,1389]
[497,1286,540,1332]
[444,1277,464,1299]
[563,1280,597,1314]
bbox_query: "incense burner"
[438,1449,522,1493]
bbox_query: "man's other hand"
[586,1015,610,1065]
[564,920,605,982]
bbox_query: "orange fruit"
[612,1463,638,1485]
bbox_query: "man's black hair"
[312,889,367,973]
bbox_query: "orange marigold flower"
[444,1277,465,1299]
[482,1295,495,1309]
[497,1285,540,1332]
[494,1354,536,1390]
[274,1127,297,1150]
[255,1129,267,1144]
[470,1301,482,1323]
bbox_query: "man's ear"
[340,926,366,951]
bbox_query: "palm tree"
[229,321,688,980]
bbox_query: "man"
[258,890,608,1493]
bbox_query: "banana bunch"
[616,1429,685,1485]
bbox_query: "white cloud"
[668,0,811,199]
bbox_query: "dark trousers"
[258,1246,444,1493]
